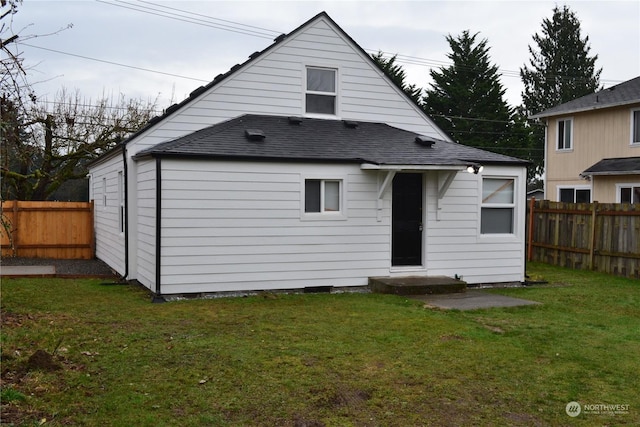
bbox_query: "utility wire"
[97,0,623,85]
[20,43,210,83]
[96,0,278,39]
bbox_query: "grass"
[1,262,638,426]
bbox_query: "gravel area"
[1,257,118,277]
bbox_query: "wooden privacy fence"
[527,199,640,279]
[1,200,95,259]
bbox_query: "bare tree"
[2,89,158,200]
[1,1,159,200]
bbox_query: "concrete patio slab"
[414,289,540,310]
[1,265,56,277]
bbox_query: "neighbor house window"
[305,179,341,213]
[306,67,337,115]
[559,187,591,203]
[481,178,515,234]
[619,185,640,203]
[632,109,640,145]
[557,118,573,150]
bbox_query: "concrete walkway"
[414,289,540,310]
[1,265,56,277]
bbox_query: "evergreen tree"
[520,5,601,179]
[422,31,515,156]
[520,5,601,116]
[371,51,422,104]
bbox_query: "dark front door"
[392,173,423,266]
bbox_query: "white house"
[88,12,529,299]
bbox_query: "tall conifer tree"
[520,5,601,117]
[422,31,515,156]
[519,5,601,179]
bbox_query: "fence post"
[589,201,598,270]
[527,197,535,262]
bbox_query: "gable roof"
[133,114,528,167]
[117,11,445,148]
[581,156,640,176]
[531,76,640,119]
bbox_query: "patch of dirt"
[312,384,372,410]
[0,404,51,427]
[26,350,62,372]
[293,415,326,427]
[440,334,466,341]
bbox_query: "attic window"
[415,135,436,147]
[245,129,265,141]
[306,67,337,115]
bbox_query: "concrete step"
[369,275,466,295]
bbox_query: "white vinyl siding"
[158,160,390,294]
[424,166,526,284]
[135,159,157,291]
[125,16,447,158]
[89,153,126,275]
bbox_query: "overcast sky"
[8,0,640,112]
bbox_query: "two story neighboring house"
[531,76,640,203]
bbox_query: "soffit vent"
[245,129,266,142]
[343,120,359,129]
[415,135,437,147]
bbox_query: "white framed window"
[556,118,573,151]
[305,66,337,115]
[617,183,640,203]
[558,186,591,203]
[481,177,515,234]
[302,177,346,220]
[102,177,107,207]
[631,109,640,146]
[118,171,124,233]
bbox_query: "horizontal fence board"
[1,200,94,259]
[527,199,640,279]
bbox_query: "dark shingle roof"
[134,114,528,167]
[531,76,640,119]
[582,157,640,176]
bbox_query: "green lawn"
[1,263,638,426]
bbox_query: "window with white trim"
[481,178,515,234]
[631,109,640,145]
[118,171,124,233]
[102,177,107,207]
[557,118,573,150]
[305,67,337,115]
[305,179,341,213]
[619,185,640,203]
[559,187,591,203]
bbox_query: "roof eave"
[531,99,640,119]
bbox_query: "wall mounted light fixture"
[466,164,484,174]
